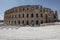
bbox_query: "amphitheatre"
[4,5,58,26]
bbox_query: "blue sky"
[0,0,60,20]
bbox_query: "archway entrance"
[41,20,43,24]
[36,20,38,25]
[18,21,20,24]
[26,20,29,25]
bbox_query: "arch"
[41,20,43,24]
[31,20,34,25]
[26,20,29,25]
[11,21,13,24]
[40,9,42,12]
[14,21,16,24]
[54,15,56,19]
[22,20,24,24]
[27,14,29,18]
[36,20,38,25]
[18,21,20,24]
[41,13,43,17]
[31,13,33,17]
[31,20,34,22]
[36,13,38,17]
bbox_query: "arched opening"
[27,14,29,18]
[36,13,38,17]
[54,15,56,19]
[22,20,24,24]
[31,20,33,23]
[11,21,13,24]
[26,20,29,25]
[31,13,33,17]
[36,20,38,25]
[40,9,42,12]
[23,8,25,11]
[41,14,43,17]
[14,21,16,24]
[31,20,34,26]
[41,20,43,24]
[18,21,20,24]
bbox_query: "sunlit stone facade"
[4,5,58,25]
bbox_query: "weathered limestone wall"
[4,5,58,25]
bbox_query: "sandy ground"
[0,24,60,40]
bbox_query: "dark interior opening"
[41,20,43,24]
[18,21,20,24]
[36,20,38,25]
[26,20,29,25]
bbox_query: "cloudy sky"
[0,0,60,20]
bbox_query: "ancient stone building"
[4,5,58,25]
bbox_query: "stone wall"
[4,5,58,25]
